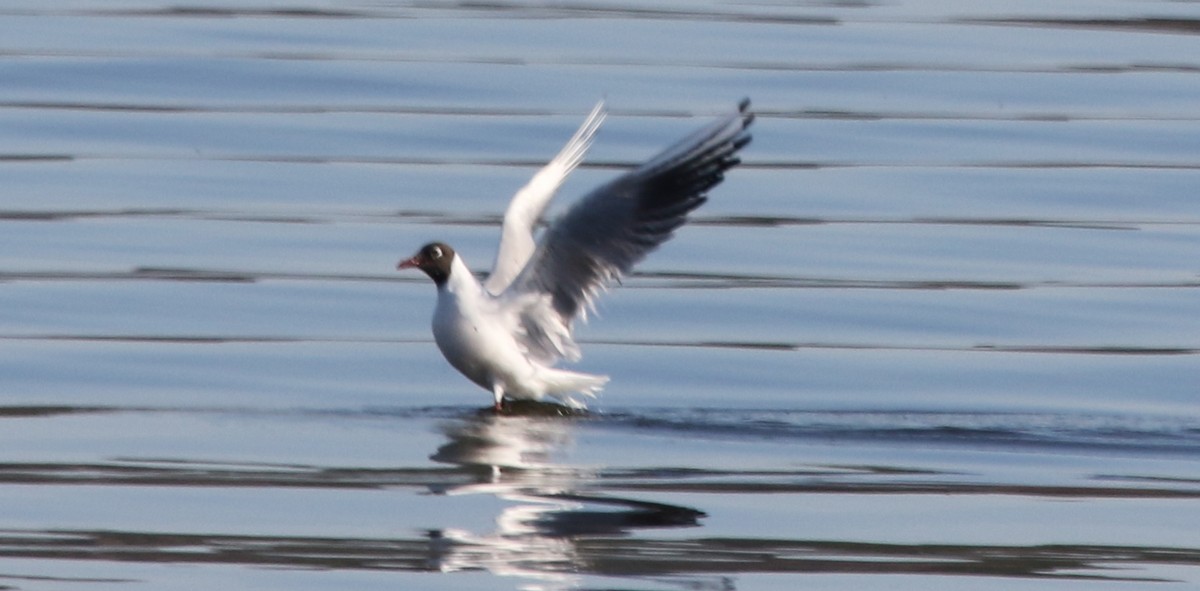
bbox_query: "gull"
[399,99,754,411]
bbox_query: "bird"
[398,99,754,411]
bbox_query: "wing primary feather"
[484,100,608,294]
[509,99,754,332]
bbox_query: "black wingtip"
[737,98,755,131]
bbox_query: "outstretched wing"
[508,99,754,341]
[484,101,607,295]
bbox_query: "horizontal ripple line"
[0,333,1194,355]
[10,207,1200,229]
[1,266,1198,291]
[585,339,1200,355]
[2,47,1200,75]
[7,100,1200,120]
[4,403,1198,457]
[0,460,1195,499]
[0,526,1195,580]
[7,152,1200,170]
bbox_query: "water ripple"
[0,528,1195,582]
[595,408,1200,454]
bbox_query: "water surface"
[0,1,1198,590]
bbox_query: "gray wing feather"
[509,99,754,325]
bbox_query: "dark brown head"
[397,242,456,286]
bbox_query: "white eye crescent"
[430,246,443,259]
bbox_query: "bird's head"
[397,242,456,286]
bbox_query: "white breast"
[431,255,532,392]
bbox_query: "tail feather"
[535,366,609,408]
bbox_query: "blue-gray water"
[1,2,1199,590]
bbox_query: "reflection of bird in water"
[431,403,582,486]
[424,406,704,588]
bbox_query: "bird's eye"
[429,246,443,259]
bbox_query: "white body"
[434,256,607,408]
